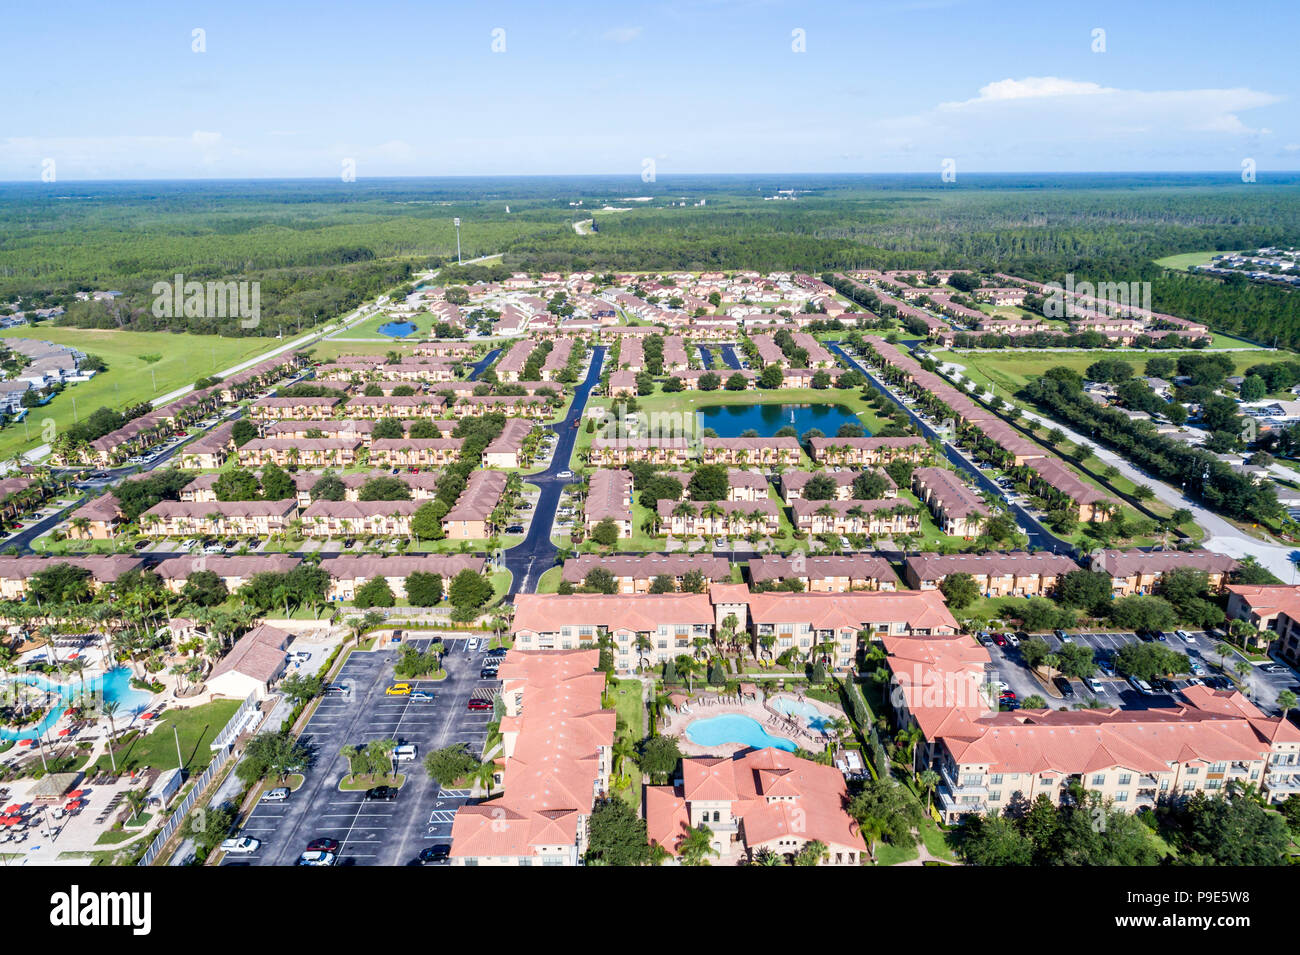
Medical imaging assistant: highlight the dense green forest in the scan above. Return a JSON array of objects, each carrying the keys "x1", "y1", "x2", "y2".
[{"x1": 1, "y1": 173, "x2": 1298, "y2": 342}]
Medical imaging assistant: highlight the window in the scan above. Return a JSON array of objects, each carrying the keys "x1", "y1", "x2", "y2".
[
  {"x1": 989, "y1": 774, "x2": 1003, "y2": 785},
  {"x1": 1091, "y1": 774, "x2": 1106, "y2": 786},
  {"x1": 989, "y1": 791, "x2": 1001, "y2": 802},
  {"x1": 1210, "y1": 762, "x2": 1226, "y2": 774},
  {"x1": 1118, "y1": 774, "x2": 1131, "y2": 786},
  {"x1": 1114, "y1": 791, "x2": 1128, "y2": 802},
  {"x1": 1185, "y1": 766, "x2": 1199, "y2": 775}
]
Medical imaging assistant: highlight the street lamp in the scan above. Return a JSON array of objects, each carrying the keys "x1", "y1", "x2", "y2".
[{"x1": 453, "y1": 218, "x2": 462, "y2": 266}]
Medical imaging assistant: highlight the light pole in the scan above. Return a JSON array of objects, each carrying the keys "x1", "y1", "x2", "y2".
[{"x1": 453, "y1": 217, "x2": 462, "y2": 266}]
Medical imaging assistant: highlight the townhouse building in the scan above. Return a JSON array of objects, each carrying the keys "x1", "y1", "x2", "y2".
[
  {"x1": 320, "y1": 555, "x2": 486, "y2": 602},
  {"x1": 1018, "y1": 458, "x2": 1115, "y2": 523},
  {"x1": 904, "y1": 551, "x2": 1081, "y2": 597},
  {"x1": 139, "y1": 500, "x2": 299, "y2": 537},
  {"x1": 589, "y1": 436, "x2": 694, "y2": 467},
  {"x1": 911, "y1": 466, "x2": 990, "y2": 536},
  {"x1": 656, "y1": 498, "x2": 780, "y2": 538},
  {"x1": 779, "y1": 468, "x2": 896, "y2": 502},
  {"x1": 0, "y1": 555, "x2": 145, "y2": 601},
  {"x1": 247, "y1": 396, "x2": 343, "y2": 421},
  {"x1": 442, "y1": 470, "x2": 508, "y2": 540},
  {"x1": 700, "y1": 436, "x2": 801, "y2": 468},
  {"x1": 154, "y1": 555, "x2": 302, "y2": 594},
  {"x1": 747, "y1": 553, "x2": 900, "y2": 592},
  {"x1": 585, "y1": 469, "x2": 634, "y2": 539},
  {"x1": 368, "y1": 437, "x2": 464, "y2": 468},
  {"x1": 67, "y1": 494, "x2": 124, "y2": 539},
  {"x1": 483, "y1": 419, "x2": 536, "y2": 468},
  {"x1": 300, "y1": 499, "x2": 423, "y2": 538},
  {"x1": 559, "y1": 554, "x2": 731, "y2": 594},
  {"x1": 790, "y1": 497, "x2": 920, "y2": 536},
  {"x1": 237, "y1": 438, "x2": 363, "y2": 469},
  {"x1": 344, "y1": 395, "x2": 448, "y2": 419},
  {"x1": 1087, "y1": 549, "x2": 1240, "y2": 596},
  {"x1": 178, "y1": 423, "x2": 235, "y2": 470},
  {"x1": 807, "y1": 435, "x2": 928, "y2": 467}
]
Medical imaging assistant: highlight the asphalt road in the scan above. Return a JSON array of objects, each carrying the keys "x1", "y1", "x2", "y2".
[
  {"x1": 826, "y1": 341, "x2": 1072, "y2": 556},
  {"x1": 229, "y1": 635, "x2": 496, "y2": 867},
  {"x1": 502, "y1": 346, "x2": 606, "y2": 595}
]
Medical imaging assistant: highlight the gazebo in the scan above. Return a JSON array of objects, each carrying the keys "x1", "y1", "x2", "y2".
[{"x1": 29, "y1": 772, "x2": 79, "y2": 804}]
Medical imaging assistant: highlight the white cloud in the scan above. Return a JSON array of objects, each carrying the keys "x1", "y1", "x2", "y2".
[
  {"x1": 190, "y1": 130, "x2": 222, "y2": 147},
  {"x1": 940, "y1": 77, "x2": 1115, "y2": 109},
  {"x1": 602, "y1": 26, "x2": 643, "y2": 43}
]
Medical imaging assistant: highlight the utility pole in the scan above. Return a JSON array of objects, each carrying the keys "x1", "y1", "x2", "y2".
[
  {"x1": 174, "y1": 725, "x2": 184, "y2": 772},
  {"x1": 453, "y1": 218, "x2": 462, "y2": 266}
]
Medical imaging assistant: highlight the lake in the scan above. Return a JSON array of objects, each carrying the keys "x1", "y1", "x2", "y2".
[
  {"x1": 696, "y1": 403, "x2": 864, "y2": 437},
  {"x1": 378, "y1": 320, "x2": 418, "y2": 338}
]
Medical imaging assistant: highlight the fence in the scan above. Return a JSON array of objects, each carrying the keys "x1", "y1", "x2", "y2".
[{"x1": 137, "y1": 691, "x2": 266, "y2": 866}]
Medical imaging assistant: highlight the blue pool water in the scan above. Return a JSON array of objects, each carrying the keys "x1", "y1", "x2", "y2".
[
  {"x1": 696, "y1": 403, "x2": 863, "y2": 438},
  {"x1": 771, "y1": 697, "x2": 834, "y2": 732},
  {"x1": 684, "y1": 714, "x2": 798, "y2": 752},
  {"x1": 1, "y1": 667, "x2": 154, "y2": 741},
  {"x1": 378, "y1": 320, "x2": 418, "y2": 338}
]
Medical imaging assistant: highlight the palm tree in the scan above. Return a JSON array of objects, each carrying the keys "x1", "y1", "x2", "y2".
[
  {"x1": 917, "y1": 768, "x2": 941, "y2": 814},
  {"x1": 1277, "y1": 690, "x2": 1297, "y2": 725},
  {"x1": 1216, "y1": 642, "x2": 1233, "y2": 673},
  {"x1": 678, "y1": 824, "x2": 719, "y2": 866},
  {"x1": 102, "y1": 700, "x2": 121, "y2": 774},
  {"x1": 751, "y1": 847, "x2": 784, "y2": 866},
  {"x1": 122, "y1": 788, "x2": 148, "y2": 825}
]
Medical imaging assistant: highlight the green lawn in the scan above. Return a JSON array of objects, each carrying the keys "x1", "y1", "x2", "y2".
[
  {"x1": 1153, "y1": 250, "x2": 1229, "y2": 271},
  {"x1": 89, "y1": 698, "x2": 241, "y2": 776},
  {"x1": 607, "y1": 678, "x2": 645, "y2": 809},
  {"x1": 0, "y1": 327, "x2": 273, "y2": 462},
  {"x1": 874, "y1": 839, "x2": 920, "y2": 865},
  {"x1": 535, "y1": 566, "x2": 563, "y2": 593}
]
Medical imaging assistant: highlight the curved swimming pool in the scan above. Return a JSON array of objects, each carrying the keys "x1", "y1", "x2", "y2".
[
  {"x1": 1, "y1": 667, "x2": 154, "y2": 741},
  {"x1": 771, "y1": 696, "x2": 835, "y2": 732},
  {"x1": 684, "y1": 714, "x2": 798, "y2": 752}
]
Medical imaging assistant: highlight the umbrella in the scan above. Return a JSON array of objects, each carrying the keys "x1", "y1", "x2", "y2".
[
  {"x1": 57, "y1": 728, "x2": 71, "y2": 737},
  {"x1": 64, "y1": 799, "x2": 81, "y2": 811},
  {"x1": 141, "y1": 713, "x2": 155, "y2": 720},
  {"x1": 0, "y1": 816, "x2": 18, "y2": 826},
  {"x1": 3, "y1": 804, "x2": 22, "y2": 814},
  {"x1": 66, "y1": 789, "x2": 84, "y2": 799},
  {"x1": 15, "y1": 739, "x2": 31, "y2": 747}
]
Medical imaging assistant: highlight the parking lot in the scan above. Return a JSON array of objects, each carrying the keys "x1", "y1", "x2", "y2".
[
  {"x1": 979, "y1": 629, "x2": 1299, "y2": 713},
  {"x1": 226, "y1": 634, "x2": 498, "y2": 867}
]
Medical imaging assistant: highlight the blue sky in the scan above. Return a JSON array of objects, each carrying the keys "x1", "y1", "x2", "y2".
[{"x1": 2, "y1": 0, "x2": 1297, "y2": 179}]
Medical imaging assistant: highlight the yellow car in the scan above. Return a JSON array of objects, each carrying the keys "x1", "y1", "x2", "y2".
[{"x1": 385, "y1": 683, "x2": 412, "y2": 696}]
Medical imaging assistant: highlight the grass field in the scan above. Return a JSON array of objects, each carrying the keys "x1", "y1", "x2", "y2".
[
  {"x1": 1154, "y1": 250, "x2": 1231, "y2": 270},
  {"x1": 89, "y1": 698, "x2": 241, "y2": 776},
  {"x1": 607, "y1": 678, "x2": 645, "y2": 808},
  {"x1": 946, "y1": 347, "x2": 1282, "y2": 397},
  {"x1": 0, "y1": 327, "x2": 272, "y2": 461}
]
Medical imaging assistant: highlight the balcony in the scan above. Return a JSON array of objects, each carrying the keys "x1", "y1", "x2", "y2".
[
  {"x1": 936, "y1": 785, "x2": 986, "y2": 816},
  {"x1": 940, "y1": 766, "x2": 988, "y2": 797}
]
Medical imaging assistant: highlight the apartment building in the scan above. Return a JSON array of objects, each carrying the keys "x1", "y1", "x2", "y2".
[
  {"x1": 807, "y1": 435, "x2": 928, "y2": 467},
  {"x1": 1226, "y1": 584, "x2": 1300, "y2": 663},
  {"x1": 1087, "y1": 549, "x2": 1240, "y2": 596},
  {"x1": 1019, "y1": 458, "x2": 1115, "y2": 523},
  {"x1": 483, "y1": 419, "x2": 536, "y2": 468},
  {"x1": 154, "y1": 555, "x2": 302, "y2": 594},
  {"x1": 780, "y1": 468, "x2": 896, "y2": 502},
  {"x1": 589, "y1": 436, "x2": 694, "y2": 466},
  {"x1": 911, "y1": 466, "x2": 990, "y2": 536},
  {"x1": 300, "y1": 500, "x2": 422, "y2": 538},
  {"x1": 790, "y1": 498, "x2": 920, "y2": 536},
  {"x1": 319, "y1": 555, "x2": 486, "y2": 602},
  {"x1": 700, "y1": 436, "x2": 802, "y2": 468},
  {"x1": 0, "y1": 555, "x2": 144, "y2": 600},
  {"x1": 442, "y1": 470, "x2": 508, "y2": 540},
  {"x1": 646, "y1": 748, "x2": 864, "y2": 864},
  {"x1": 179, "y1": 422, "x2": 235, "y2": 470},
  {"x1": 904, "y1": 551, "x2": 1082, "y2": 596},
  {"x1": 450, "y1": 649, "x2": 614, "y2": 866},
  {"x1": 247, "y1": 396, "x2": 343, "y2": 421},
  {"x1": 585, "y1": 469, "x2": 634, "y2": 539},
  {"x1": 747, "y1": 553, "x2": 900, "y2": 592},
  {"x1": 344, "y1": 395, "x2": 448, "y2": 419},
  {"x1": 559, "y1": 554, "x2": 731, "y2": 594},
  {"x1": 67, "y1": 494, "x2": 124, "y2": 539},
  {"x1": 237, "y1": 438, "x2": 363, "y2": 469},
  {"x1": 368, "y1": 437, "x2": 464, "y2": 468},
  {"x1": 657, "y1": 469, "x2": 770, "y2": 503},
  {"x1": 139, "y1": 500, "x2": 299, "y2": 537},
  {"x1": 655, "y1": 498, "x2": 780, "y2": 538}
]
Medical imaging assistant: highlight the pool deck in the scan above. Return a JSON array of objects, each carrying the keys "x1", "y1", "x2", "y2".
[{"x1": 663, "y1": 692, "x2": 841, "y2": 757}]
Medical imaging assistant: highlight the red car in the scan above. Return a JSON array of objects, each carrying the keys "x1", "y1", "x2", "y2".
[
  {"x1": 466, "y1": 698, "x2": 493, "y2": 712},
  {"x1": 992, "y1": 633, "x2": 1008, "y2": 647},
  {"x1": 306, "y1": 838, "x2": 340, "y2": 853}
]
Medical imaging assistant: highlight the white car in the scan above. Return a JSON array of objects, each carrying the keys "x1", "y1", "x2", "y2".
[
  {"x1": 179, "y1": 539, "x2": 199, "y2": 552},
  {"x1": 556, "y1": 470, "x2": 573, "y2": 479},
  {"x1": 220, "y1": 837, "x2": 261, "y2": 854},
  {"x1": 1087, "y1": 677, "x2": 1105, "y2": 692},
  {"x1": 296, "y1": 850, "x2": 336, "y2": 866},
  {"x1": 991, "y1": 681, "x2": 1010, "y2": 692},
  {"x1": 1174, "y1": 630, "x2": 1191, "y2": 640},
  {"x1": 1005, "y1": 634, "x2": 1021, "y2": 649}
]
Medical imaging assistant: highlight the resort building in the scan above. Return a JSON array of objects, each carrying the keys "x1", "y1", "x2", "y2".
[
  {"x1": 559, "y1": 554, "x2": 731, "y2": 594},
  {"x1": 700, "y1": 436, "x2": 802, "y2": 468},
  {"x1": 655, "y1": 498, "x2": 781, "y2": 538},
  {"x1": 154, "y1": 555, "x2": 302, "y2": 594},
  {"x1": 319, "y1": 555, "x2": 486, "y2": 602},
  {"x1": 747, "y1": 553, "x2": 900, "y2": 592},
  {"x1": 442, "y1": 470, "x2": 508, "y2": 540},
  {"x1": 300, "y1": 500, "x2": 423, "y2": 538},
  {"x1": 646, "y1": 748, "x2": 865, "y2": 865},
  {"x1": 807, "y1": 436, "x2": 929, "y2": 467},
  {"x1": 0, "y1": 555, "x2": 145, "y2": 600},
  {"x1": 368, "y1": 437, "x2": 465, "y2": 468},
  {"x1": 780, "y1": 468, "x2": 896, "y2": 502},
  {"x1": 1087, "y1": 549, "x2": 1240, "y2": 596},
  {"x1": 237, "y1": 438, "x2": 363, "y2": 469},
  {"x1": 589, "y1": 437, "x2": 694, "y2": 467},
  {"x1": 790, "y1": 498, "x2": 920, "y2": 536},
  {"x1": 67, "y1": 494, "x2": 124, "y2": 539},
  {"x1": 911, "y1": 467, "x2": 989, "y2": 537},
  {"x1": 585, "y1": 469, "x2": 634, "y2": 539},
  {"x1": 139, "y1": 500, "x2": 299, "y2": 537},
  {"x1": 449, "y1": 649, "x2": 614, "y2": 866}
]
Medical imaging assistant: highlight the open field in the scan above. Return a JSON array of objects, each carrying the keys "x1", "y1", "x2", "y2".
[
  {"x1": 1154, "y1": 250, "x2": 1231, "y2": 271},
  {"x1": 0, "y1": 327, "x2": 271, "y2": 461}
]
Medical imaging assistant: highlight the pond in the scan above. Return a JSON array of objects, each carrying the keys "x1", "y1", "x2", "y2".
[
  {"x1": 378, "y1": 320, "x2": 418, "y2": 338},
  {"x1": 696, "y1": 403, "x2": 864, "y2": 438}
]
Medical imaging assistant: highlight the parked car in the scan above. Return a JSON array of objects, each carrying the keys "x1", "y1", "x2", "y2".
[
  {"x1": 365, "y1": 786, "x2": 398, "y2": 801},
  {"x1": 1262, "y1": 663, "x2": 1289, "y2": 674},
  {"x1": 557, "y1": 470, "x2": 573, "y2": 479},
  {"x1": 1005, "y1": 633, "x2": 1021, "y2": 649},
  {"x1": 467, "y1": 639, "x2": 480, "y2": 652},
  {"x1": 991, "y1": 681, "x2": 1010, "y2": 692},
  {"x1": 385, "y1": 683, "x2": 412, "y2": 696},
  {"x1": 393, "y1": 744, "x2": 418, "y2": 762},
  {"x1": 487, "y1": 647, "x2": 508, "y2": 658},
  {"x1": 296, "y1": 850, "x2": 337, "y2": 866},
  {"x1": 220, "y1": 837, "x2": 261, "y2": 854},
  {"x1": 1174, "y1": 630, "x2": 1191, "y2": 640},
  {"x1": 479, "y1": 666, "x2": 500, "y2": 679},
  {"x1": 1087, "y1": 677, "x2": 1105, "y2": 692},
  {"x1": 410, "y1": 690, "x2": 434, "y2": 702},
  {"x1": 262, "y1": 787, "x2": 289, "y2": 802},
  {"x1": 467, "y1": 697, "x2": 494, "y2": 712},
  {"x1": 419, "y1": 844, "x2": 451, "y2": 864},
  {"x1": 1053, "y1": 676, "x2": 1075, "y2": 698},
  {"x1": 306, "y1": 838, "x2": 340, "y2": 853}
]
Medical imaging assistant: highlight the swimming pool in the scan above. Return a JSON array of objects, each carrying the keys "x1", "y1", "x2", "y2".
[
  {"x1": 684, "y1": 714, "x2": 798, "y2": 752},
  {"x1": 1, "y1": 667, "x2": 154, "y2": 741},
  {"x1": 771, "y1": 696, "x2": 835, "y2": 732}
]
